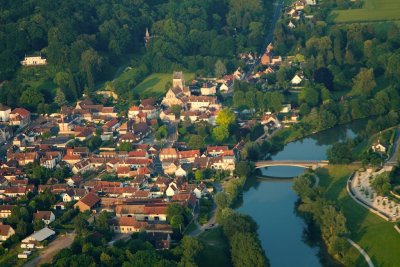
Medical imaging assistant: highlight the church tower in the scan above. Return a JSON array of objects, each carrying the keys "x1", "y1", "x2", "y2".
[
  {"x1": 172, "y1": 71, "x2": 185, "y2": 89},
  {"x1": 144, "y1": 28, "x2": 150, "y2": 46}
]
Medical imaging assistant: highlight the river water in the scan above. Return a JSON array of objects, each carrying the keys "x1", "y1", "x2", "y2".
[{"x1": 236, "y1": 120, "x2": 367, "y2": 267}]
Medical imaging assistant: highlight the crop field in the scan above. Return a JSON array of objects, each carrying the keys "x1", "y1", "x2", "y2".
[{"x1": 334, "y1": 0, "x2": 400, "y2": 23}]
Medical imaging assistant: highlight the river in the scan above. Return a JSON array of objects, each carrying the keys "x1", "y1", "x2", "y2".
[{"x1": 236, "y1": 120, "x2": 367, "y2": 267}]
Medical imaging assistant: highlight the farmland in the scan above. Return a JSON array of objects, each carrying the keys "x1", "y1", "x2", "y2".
[{"x1": 333, "y1": 0, "x2": 400, "y2": 23}]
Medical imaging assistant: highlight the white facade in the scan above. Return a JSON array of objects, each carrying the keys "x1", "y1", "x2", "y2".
[{"x1": 21, "y1": 56, "x2": 47, "y2": 66}]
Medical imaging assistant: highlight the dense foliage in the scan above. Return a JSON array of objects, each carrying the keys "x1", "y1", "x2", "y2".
[
  {"x1": 292, "y1": 173, "x2": 351, "y2": 265},
  {"x1": 0, "y1": 0, "x2": 273, "y2": 110}
]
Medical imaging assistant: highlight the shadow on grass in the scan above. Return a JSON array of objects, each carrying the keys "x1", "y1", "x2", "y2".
[
  {"x1": 198, "y1": 227, "x2": 232, "y2": 267},
  {"x1": 134, "y1": 77, "x2": 161, "y2": 92}
]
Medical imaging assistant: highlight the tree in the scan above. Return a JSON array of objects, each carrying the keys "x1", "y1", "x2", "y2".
[
  {"x1": 171, "y1": 105, "x2": 181, "y2": 118},
  {"x1": 351, "y1": 68, "x2": 376, "y2": 96},
  {"x1": 188, "y1": 135, "x2": 205, "y2": 150},
  {"x1": 155, "y1": 125, "x2": 168, "y2": 141},
  {"x1": 234, "y1": 161, "x2": 253, "y2": 178},
  {"x1": 20, "y1": 88, "x2": 44, "y2": 111},
  {"x1": 215, "y1": 108, "x2": 236, "y2": 129},
  {"x1": 170, "y1": 215, "x2": 184, "y2": 231},
  {"x1": 212, "y1": 126, "x2": 229, "y2": 142},
  {"x1": 194, "y1": 170, "x2": 203, "y2": 181},
  {"x1": 54, "y1": 88, "x2": 67, "y2": 106},
  {"x1": 230, "y1": 232, "x2": 267, "y2": 267},
  {"x1": 320, "y1": 206, "x2": 348, "y2": 241},
  {"x1": 215, "y1": 59, "x2": 227, "y2": 78},
  {"x1": 214, "y1": 192, "x2": 229, "y2": 209},
  {"x1": 327, "y1": 142, "x2": 353, "y2": 164},
  {"x1": 313, "y1": 67, "x2": 334, "y2": 91},
  {"x1": 371, "y1": 172, "x2": 391, "y2": 196},
  {"x1": 119, "y1": 142, "x2": 133, "y2": 151}
]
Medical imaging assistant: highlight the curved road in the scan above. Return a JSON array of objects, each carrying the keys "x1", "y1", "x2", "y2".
[{"x1": 347, "y1": 238, "x2": 375, "y2": 267}]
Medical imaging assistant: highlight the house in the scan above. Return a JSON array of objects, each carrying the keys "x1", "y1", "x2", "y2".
[
  {"x1": 166, "y1": 182, "x2": 179, "y2": 197},
  {"x1": 9, "y1": 108, "x2": 31, "y2": 128},
  {"x1": 72, "y1": 159, "x2": 93, "y2": 174},
  {"x1": 21, "y1": 227, "x2": 55, "y2": 249},
  {"x1": 33, "y1": 211, "x2": 55, "y2": 225},
  {"x1": 162, "y1": 159, "x2": 180, "y2": 175},
  {"x1": 0, "y1": 225, "x2": 15, "y2": 242},
  {"x1": 20, "y1": 55, "x2": 47, "y2": 66},
  {"x1": 193, "y1": 183, "x2": 208, "y2": 199},
  {"x1": 371, "y1": 142, "x2": 386, "y2": 153},
  {"x1": 288, "y1": 21, "x2": 296, "y2": 29},
  {"x1": 128, "y1": 106, "x2": 141, "y2": 119},
  {"x1": 280, "y1": 104, "x2": 292, "y2": 113},
  {"x1": 178, "y1": 150, "x2": 200, "y2": 164},
  {"x1": 261, "y1": 53, "x2": 271, "y2": 65},
  {"x1": 0, "y1": 104, "x2": 11, "y2": 122},
  {"x1": 175, "y1": 166, "x2": 187, "y2": 177},
  {"x1": 74, "y1": 193, "x2": 100, "y2": 212},
  {"x1": 53, "y1": 202, "x2": 66, "y2": 210},
  {"x1": 159, "y1": 148, "x2": 178, "y2": 161},
  {"x1": 159, "y1": 109, "x2": 177, "y2": 122},
  {"x1": 207, "y1": 146, "x2": 229, "y2": 157},
  {"x1": 200, "y1": 82, "x2": 217, "y2": 96},
  {"x1": 61, "y1": 188, "x2": 87, "y2": 202},
  {"x1": 291, "y1": 74, "x2": 304, "y2": 85},
  {"x1": 110, "y1": 217, "x2": 147, "y2": 233},
  {"x1": 0, "y1": 205, "x2": 14, "y2": 218}
]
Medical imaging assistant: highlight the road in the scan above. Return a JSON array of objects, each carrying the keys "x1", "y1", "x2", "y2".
[
  {"x1": 189, "y1": 182, "x2": 222, "y2": 237},
  {"x1": 387, "y1": 127, "x2": 400, "y2": 164},
  {"x1": 24, "y1": 232, "x2": 76, "y2": 267},
  {"x1": 244, "y1": 0, "x2": 285, "y2": 79}
]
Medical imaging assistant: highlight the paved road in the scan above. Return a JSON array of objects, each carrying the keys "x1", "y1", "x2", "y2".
[
  {"x1": 189, "y1": 182, "x2": 222, "y2": 237},
  {"x1": 387, "y1": 127, "x2": 400, "y2": 164},
  {"x1": 244, "y1": 0, "x2": 285, "y2": 79},
  {"x1": 347, "y1": 238, "x2": 375, "y2": 267},
  {"x1": 24, "y1": 232, "x2": 76, "y2": 267}
]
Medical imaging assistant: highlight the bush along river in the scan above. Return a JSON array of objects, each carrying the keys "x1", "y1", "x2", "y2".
[{"x1": 235, "y1": 119, "x2": 367, "y2": 267}]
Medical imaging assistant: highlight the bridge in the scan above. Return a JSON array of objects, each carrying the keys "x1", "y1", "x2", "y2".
[{"x1": 254, "y1": 160, "x2": 329, "y2": 169}]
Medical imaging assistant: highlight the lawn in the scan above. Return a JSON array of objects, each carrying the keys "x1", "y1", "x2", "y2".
[
  {"x1": 333, "y1": 0, "x2": 400, "y2": 23},
  {"x1": 133, "y1": 72, "x2": 195, "y2": 99},
  {"x1": 198, "y1": 227, "x2": 232, "y2": 267},
  {"x1": 317, "y1": 165, "x2": 400, "y2": 267}
]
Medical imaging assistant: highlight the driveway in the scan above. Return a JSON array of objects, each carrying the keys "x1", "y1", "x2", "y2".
[{"x1": 24, "y1": 232, "x2": 76, "y2": 267}]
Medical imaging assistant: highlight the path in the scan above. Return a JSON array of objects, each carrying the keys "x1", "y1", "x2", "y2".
[
  {"x1": 244, "y1": 0, "x2": 285, "y2": 79},
  {"x1": 24, "y1": 232, "x2": 76, "y2": 267},
  {"x1": 347, "y1": 238, "x2": 375, "y2": 267},
  {"x1": 387, "y1": 127, "x2": 400, "y2": 164},
  {"x1": 188, "y1": 182, "x2": 222, "y2": 237}
]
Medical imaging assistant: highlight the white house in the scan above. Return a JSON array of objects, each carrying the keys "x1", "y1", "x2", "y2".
[
  {"x1": 0, "y1": 104, "x2": 11, "y2": 122},
  {"x1": 175, "y1": 166, "x2": 187, "y2": 177},
  {"x1": 166, "y1": 182, "x2": 179, "y2": 197},
  {"x1": 291, "y1": 74, "x2": 304, "y2": 85},
  {"x1": 21, "y1": 55, "x2": 47, "y2": 66},
  {"x1": 371, "y1": 142, "x2": 386, "y2": 153}
]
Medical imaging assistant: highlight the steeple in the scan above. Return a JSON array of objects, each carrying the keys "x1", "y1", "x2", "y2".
[{"x1": 144, "y1": 28, "x2": 150, "y2": 46}]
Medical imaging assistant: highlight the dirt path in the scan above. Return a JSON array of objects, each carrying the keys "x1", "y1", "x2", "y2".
[{"x1": 24, "y1": 232, "x2": 76, "y2": 267}]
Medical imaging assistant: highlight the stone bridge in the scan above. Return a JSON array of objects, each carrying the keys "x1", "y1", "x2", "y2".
[{"x1": 254, "y1": 160, "x2": 329, "y2": 170}]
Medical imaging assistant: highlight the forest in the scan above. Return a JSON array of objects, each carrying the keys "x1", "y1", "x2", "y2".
[{"x1": 0, "y1": 0, "x2": 272, "y2": 112}]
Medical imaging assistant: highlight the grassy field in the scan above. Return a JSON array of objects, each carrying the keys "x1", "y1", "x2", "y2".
[
  {"x1": 133, "y1": 72, "x2": 195, "y2": 99},
  {"x1": 317, "y1": 165, "x2": 400, "y2": 266},
  {"x1": 334, "y1": 0, "x2": 400, "y2": 23},
  {"x1": 198, "y1": 227, "x2": 232, "y2": 267}
]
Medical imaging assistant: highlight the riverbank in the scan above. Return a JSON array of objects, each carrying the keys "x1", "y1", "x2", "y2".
[{"x1": 317, "y1": 165, "x2": 400, "y2": 266}]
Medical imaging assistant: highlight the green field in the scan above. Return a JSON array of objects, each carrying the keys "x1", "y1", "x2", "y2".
[
  {"x1": 317, "y1": 165, "x2": 400, "y2": 266},
  {"x1": 334, "y1": 0, "x2": 400, "y2": 23},
  {"x1": 133, "y1": 72, "x2": 195, "y2": 99},
  {"x1": 198, "y1": 227, "x2": 232, "y2": 267}
]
